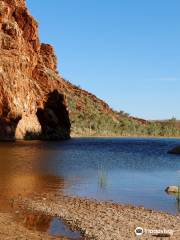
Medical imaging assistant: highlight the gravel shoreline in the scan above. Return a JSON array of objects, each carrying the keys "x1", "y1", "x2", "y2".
[
  {"x1": 0, "y1": 212, "x2": 60, "y2": 240},
  {"x1": 12, "y1": 194, "x2": 180, "y2": 240}
]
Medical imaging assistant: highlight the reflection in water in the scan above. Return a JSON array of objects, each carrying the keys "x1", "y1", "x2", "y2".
[
  {"x1": 14, "y1": 210, "x2": 81, "y2": 239},
  {"x1": 1, "y1": 138, "x2": 180, "y2": 214},
  {"x1": 177, "y1": 196, "x2": 180, "y2": 213},
  {"x1": 166, "y1": 191, "x2": 180, "y2": 213},
  {"x1": 98, "y1": 165, "x2": 108, "y2": 190},
  {"x1": 0, "y1": 174, "x2": 63, "y2": 212},
  {"x1": 49, "y1": 217, "x2": 82, "y2": 239},
  {"x1": 0, "y1": 141, "x2": 82, "y2": 238},
  {"x1": 0, "y1": 142, "x2": 65, "y2": 212},
  {"x1": 23, "y1": 212, "x2": 51, "y2": 232}
]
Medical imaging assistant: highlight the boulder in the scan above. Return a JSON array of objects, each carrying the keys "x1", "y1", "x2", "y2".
[
  {"x1": 165, "y1": 186, "x2": 179, "y2": 193},
  {"x1": 168, "y1": 146, "x2": 180, "y2": 154}
]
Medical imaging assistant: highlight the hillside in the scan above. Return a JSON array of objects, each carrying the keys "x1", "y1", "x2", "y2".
[{"x1": 58, "y1": 78, "x2": 180, "y2": 137}]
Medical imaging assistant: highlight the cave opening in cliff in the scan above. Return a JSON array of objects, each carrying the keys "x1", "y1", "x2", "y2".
[{"x1": 36, "y1": 90, "x2": 71, "y2": 140}]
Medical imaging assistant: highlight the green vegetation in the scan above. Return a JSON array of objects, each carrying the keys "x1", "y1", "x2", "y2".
[
  {"x1": 98, "y1": 164, "x2": 108, "y2": 190},
  {"x1": 66, "y1": 88, "x2": 180, "y2": 137}
]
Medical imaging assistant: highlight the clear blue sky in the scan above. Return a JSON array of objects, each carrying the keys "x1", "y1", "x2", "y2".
[{"x1": 26, "y1": 0, "x2": 180, "y2": 120}]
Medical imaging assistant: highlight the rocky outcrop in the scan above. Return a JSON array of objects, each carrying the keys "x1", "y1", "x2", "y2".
[
  {"x1": 0, "y1": 0, "x2": 71, "y2": 140},
  {"x1": 168, "y1": 146, "x2": 180, "y2": 154},
  {"x1": 165, "y1": 186, "x2": 179, "y2": 193}
]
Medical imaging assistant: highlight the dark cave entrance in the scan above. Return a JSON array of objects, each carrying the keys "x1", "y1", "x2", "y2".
[{"x1": 36, "y1": 90, "x2": 71, "y2": 140}]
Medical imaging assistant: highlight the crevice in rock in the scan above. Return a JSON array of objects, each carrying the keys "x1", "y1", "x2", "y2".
[{"x1": 0, "y1": 97, "x2": 21, "y2": 141}]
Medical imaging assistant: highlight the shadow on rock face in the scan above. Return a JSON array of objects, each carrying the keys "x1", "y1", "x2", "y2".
[
  {"x1": 0, "y1": 97, "x2": 21, "y2": 141},
  {"x1": 0, "y1": 90, "x2": 71, "y2": 141},
  {"x1": 0, "y1": 116, "x2": 21, "y2": 141},
  {"x1": 36, "y1": 90, "x2": 71, "y2": 140}
]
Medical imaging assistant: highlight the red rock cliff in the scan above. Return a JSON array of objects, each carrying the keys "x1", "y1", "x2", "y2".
[{"x1": 0, "y1": 0, "x2": 71, "y2": 140}]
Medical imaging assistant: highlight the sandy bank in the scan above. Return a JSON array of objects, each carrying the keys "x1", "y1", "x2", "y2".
[{"x1": 13, "y1": 194, "x2": 180, "y2": 240}]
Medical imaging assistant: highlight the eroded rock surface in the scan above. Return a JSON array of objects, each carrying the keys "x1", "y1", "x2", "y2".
[{"x1": 0, "y1": 0, "x2": 71, "y2": 140}]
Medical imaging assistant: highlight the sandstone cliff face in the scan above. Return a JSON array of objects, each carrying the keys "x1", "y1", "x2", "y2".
[
  {"x1": 0, "y1": 0, "x2": 71, "y2": 140},
  {"x1": 0, "y1": 0, "x2": 124, "y2": 140}
]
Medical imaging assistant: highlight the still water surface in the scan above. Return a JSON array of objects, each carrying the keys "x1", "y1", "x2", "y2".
[{"x1": 0, "y1": 137, "x2": 180, "y2": 214}]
